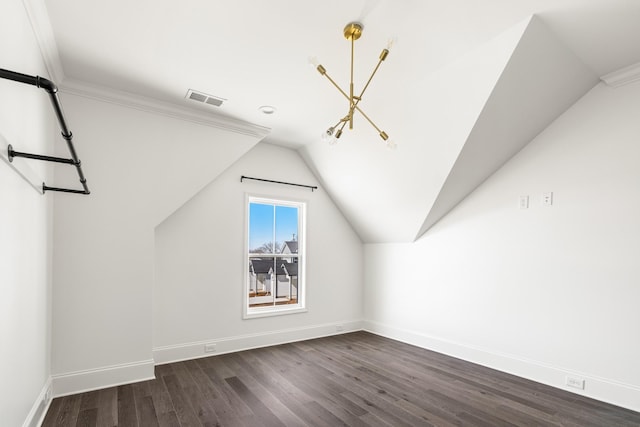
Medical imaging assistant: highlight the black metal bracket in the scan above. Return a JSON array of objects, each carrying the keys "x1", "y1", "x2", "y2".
[
  {"x1": 8, "y1": 144, "x2": 76, "y2": 165},
  {"x1": 1, "y1": 68, "x2": 90, "y2": 195},
  {"x1": 241, "y1": 175, "x2": 318, "y2": 192}
]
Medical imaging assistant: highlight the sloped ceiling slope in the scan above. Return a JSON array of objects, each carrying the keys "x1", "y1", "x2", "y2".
[
  {"x1": 415, "y1": 16, "x2": 598, "y2": 239},
  {"x1": 301, "y1": 15, "x2": 597, "y2": 243}
]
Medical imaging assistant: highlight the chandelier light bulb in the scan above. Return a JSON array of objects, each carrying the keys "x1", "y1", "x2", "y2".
[
  {"x1": 387, "y1": 36, "x2": 398, "y2": 50},
  {"x1": 386, "y1": 139, "x2": 397, "y2": 150},
  {"x1": 308, "y1": 56, "x2": 320, "y2": 67},
  {"x1": 321, "y1": 127, "x2": 335, "y2": 143}
]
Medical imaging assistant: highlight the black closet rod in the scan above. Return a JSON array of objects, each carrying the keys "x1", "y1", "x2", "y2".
[
  {"x1": 0, "y1": 68, "x2": 90, "y2": 195},
  {"x1": 241, "y1": 175, "x2": 317, "y2": 192}
]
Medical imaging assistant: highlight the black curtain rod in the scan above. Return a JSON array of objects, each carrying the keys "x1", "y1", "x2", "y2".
[
  {"x1": 241, "y1": 175, "x2": 317, "y2": 192},
  {"x1": 1, "y1": 68, "x2": 90, "y2": 195}
]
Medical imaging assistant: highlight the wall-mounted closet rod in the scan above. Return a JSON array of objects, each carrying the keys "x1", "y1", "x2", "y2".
[
  {"x1": 241, "y1": 175, "x2": 318, "y2": 192},
  {"x1": 0, "y1": 68, "x2": 90, "y2": 195}
]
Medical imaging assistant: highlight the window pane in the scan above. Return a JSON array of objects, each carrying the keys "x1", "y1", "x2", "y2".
[
  {"x1": 248, "y1": 256, "x2": 276, "y2": 307},
  {"x1": 275, "y1": 257, "x2": 299, "y2": 306},
  {"x1": 275, "y1": 205, "x2": 298, "y2": 257},
  {"x1": 249, "y1": 203, "x2": 274, "y2": 254}
]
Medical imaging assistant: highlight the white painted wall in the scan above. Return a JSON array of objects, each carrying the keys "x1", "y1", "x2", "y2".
[
  {"x1": 50, "y1": 93, "x2": 263, "y2": 395},
  {"x1": 0, "y1": 1, "x2": 55, "y2": 425},
  {"x1": 364, "y1": 81, "x2": 640, "y2": 411},
  {"x1": 153, "y1": 143, "x2": 363, "y2": 362}
]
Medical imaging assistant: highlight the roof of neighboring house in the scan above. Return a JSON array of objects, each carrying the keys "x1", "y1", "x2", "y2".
[
  {"x1": 249, "y1": 258, "x2": 297, "y2": 276},
  {"x1": 250, "y1": 259, "x2": 275, "y2": 274},
  {"x1": 282, "y1": 240, "x2": 298, "y2": 254},
  {"x1": 281, "y1": 262, "x2": 298, "y2": 276}
]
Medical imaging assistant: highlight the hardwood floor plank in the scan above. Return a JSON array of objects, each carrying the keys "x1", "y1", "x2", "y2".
[
  {"x1": 198, "y1": 356, "x2": 255, "y2": 418},
  {"x1": 187, "y1": 359, "x2": 246, "y2": 426},
  {"x1": 339, "y1": 390, "x2": 417, "y2": 427},
  {"x1": 78, "y1": 391, "x2": 100, "y2": 412},
  {"x1": 170, "y1": 362, "x2": 222, "y2": 426},
  {"x1": 358, "y1": 412, "x2": 396, "y2": 427},
  {"x1": 149, "y1": 370, "x2": 178, "y2": 426},
  {"x1": 234, "y1": 350, "x2": 331, "y2": 427},
  {"x1": 161, "y1": 373, "x2": 204, "y2": 427},
  {"x1": 53, "y1": 395, "x2": 82, "y2": 426},
  {"x1": 302, "y1": 400, "x2": 350, "y2": 427},
  {"x1": 155, "y1": 411, "x2": 180, "y2": 427},
  {"x1": 41, "y1": 396, "x2": 64, "y2": 426},
  {"x1": 393, "y1": 397, "x2": 462, "y2": 427},
  {"x1": 116, "y1": 384, "x2": 138, "y2": 427},
  {"x1": 220, "y1": 353, "x2": 309, "y2": 427},
  {"x1": 41, "y1": 332, "x2": 640, "y2": 426},
  {"x1": 135, "y1": 395, "x2": 159, "y2": 427},
  {"x1": 95, "y1": 387, "x2": 118, "y2": 427},
  {"x1": 75, "y1": 408, "x2": 98, "y2": 427},
  {"x1": 284, "y1": 343, "x2": 435, "y2": 426},
  {"x1": 225, "y1": 375, "x2": 286, "y2": 427},
  {"x1": 257, "y1": 346, "x2": 373, "y2": 426}
]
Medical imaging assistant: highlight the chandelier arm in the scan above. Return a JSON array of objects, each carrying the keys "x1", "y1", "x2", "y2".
[
  {"x1": 320, "y1": 69, "x2": 387, "y2": 139},
  {"x1": 338, "y1": 118, "x2": 349, "y2": 133},
  {"x1": 357, "y1": 52, "x2": 387, "y2": 101},
  {"x1": 350, "y1": 36, "x2": 355, "y2": 130},
  {"x1": 345, "y1": 96, "x2": 370, "y2": 130},
  {"x1": 321, "y1": 71, "x2": 351, "y2": 101},
  {"x1": 354, "y1": 107, "x2": 382, "y2": 134}
]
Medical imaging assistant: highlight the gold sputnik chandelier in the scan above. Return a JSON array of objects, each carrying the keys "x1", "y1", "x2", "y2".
[{"x1": 311, "y1": 22, "x2": 396, "y2": 149}]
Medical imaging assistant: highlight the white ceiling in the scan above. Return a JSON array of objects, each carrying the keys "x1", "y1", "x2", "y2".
[{"x1": 42, "y1": 0, "x2": 640, "y2": 242}]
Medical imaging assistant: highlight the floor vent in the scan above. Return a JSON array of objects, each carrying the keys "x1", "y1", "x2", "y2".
[{"x1": 185, "y1": 89, "x2": 225, "y2": 107}]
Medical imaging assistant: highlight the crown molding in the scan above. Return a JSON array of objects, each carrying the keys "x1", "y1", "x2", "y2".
[
  {"x1": 21, "y1": 0, "x2": 269, "y2": 139},
  {"x1": 60, "y1": 78, "x2": 271, "y2": 139},
  {"x1": 22, "y1": 0, "x2": 65, "y2": 83},
  {"x1": 600, "y1": 61, "x2": 640, "y2": 88}
]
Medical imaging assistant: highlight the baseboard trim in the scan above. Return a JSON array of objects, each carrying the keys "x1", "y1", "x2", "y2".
[
  {"x1": 51, "y1": 359, "x2": 155, "y2": 398},
  {"x1": 153, "y1": 320, "x2": 363, "y2": 365},
  {"x1": 363, "y1": 320, "x2": 640, "y2": 413},
  {"x1": 22, "y1": 377, "x2": 51, "y2": 427}
]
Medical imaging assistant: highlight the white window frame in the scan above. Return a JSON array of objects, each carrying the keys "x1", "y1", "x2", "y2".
[{"x1": 243, "y1": 194, "x2": 307, "y2": 319}]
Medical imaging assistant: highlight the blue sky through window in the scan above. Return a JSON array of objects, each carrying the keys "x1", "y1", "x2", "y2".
[{"x1": 249, "y1": 202, "x2": 298, "y2": 252}]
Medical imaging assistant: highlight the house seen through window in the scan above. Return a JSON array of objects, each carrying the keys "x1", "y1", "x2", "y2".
[{"x1": 246, "y1": 196, "x2": 305, "y2": 317}]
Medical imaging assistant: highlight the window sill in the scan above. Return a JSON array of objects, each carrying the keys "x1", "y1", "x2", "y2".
[{"x1": 243, "y1": 306, "x2": 307, "y2": 319}]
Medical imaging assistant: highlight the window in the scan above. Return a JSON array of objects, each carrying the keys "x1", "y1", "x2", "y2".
[{"x1": 245, "y1": 196, "x2": 306, "y2": 318}]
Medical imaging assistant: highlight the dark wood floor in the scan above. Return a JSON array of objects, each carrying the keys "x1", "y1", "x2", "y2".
[{"x1": 42, "y1": 331, "x2": 640, "y2": 426}]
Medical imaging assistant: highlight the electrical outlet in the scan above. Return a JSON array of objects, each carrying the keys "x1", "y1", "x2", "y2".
[
  {"x1": 566, "y1": 376, "x2": 585, "y2": 390},
  {"x1": 336, "y1": 324, "x2": 344, "y2": 332},
  {"x1": 204, "y1": 343, "x2": 217, "y2": 353},
  {"x1": 543, "y1": 192, "x2": 553, "y2": 206},
  {"x1": 519, "y1": 195, "x2": 529, "y2": 209}
]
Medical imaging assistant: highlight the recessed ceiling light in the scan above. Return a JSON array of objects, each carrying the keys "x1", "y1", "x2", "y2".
[{"x1": 259, "y1": 105, "x2": 276, "y2": 115}]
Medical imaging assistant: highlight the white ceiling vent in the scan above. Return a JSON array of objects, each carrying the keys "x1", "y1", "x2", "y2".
[{"x1": 185, "y1": 89, "x2": 225, "y2": 107}]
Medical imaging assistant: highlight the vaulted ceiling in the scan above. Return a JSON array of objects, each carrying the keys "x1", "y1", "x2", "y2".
[{"x1": 41, "y1": 0, "x2": 640, "y2": 242}]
